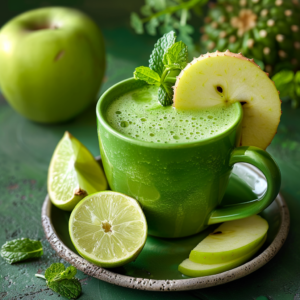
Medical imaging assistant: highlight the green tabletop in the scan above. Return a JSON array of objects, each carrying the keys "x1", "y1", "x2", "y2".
[{"x1": 1, "y1": 6, "x2": 300, "y2": 300}]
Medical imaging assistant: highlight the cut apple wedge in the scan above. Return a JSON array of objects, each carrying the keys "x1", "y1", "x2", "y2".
[
  {"x1": 173, "y1": 51, "x2": 281, "y2": 150},
  {"x1": 178, "y1": 234, "x2": 266, "y2": 277},
  {"x1": 190, "y1": 215, "x2": 268, "y2": 264}
]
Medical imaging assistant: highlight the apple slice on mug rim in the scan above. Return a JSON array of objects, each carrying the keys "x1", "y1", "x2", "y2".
[{"x1": 173, "y1": 51, "x2": 281, "y2": 150}]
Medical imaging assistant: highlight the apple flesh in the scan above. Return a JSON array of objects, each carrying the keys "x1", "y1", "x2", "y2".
[
  {"x1": 190, "y1": 215, "x2": 268, "y2": 264},
  {"x1": 178, "y1": 234, "x2": 266, "y2": 277},
  {"x1": 173, "y1": 51, "x2": 281, "y2": 150},
  {"x1": 0, "y1": 7, "x2": 105, "y2": 123}
]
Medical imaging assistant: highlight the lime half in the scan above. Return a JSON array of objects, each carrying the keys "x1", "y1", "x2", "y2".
[
  {"x1": 48, "y1": 131, "x2": 107, "y2": 211},
  {"x1": 69, "y1": 191, "x2": 147, "y2": 268}
]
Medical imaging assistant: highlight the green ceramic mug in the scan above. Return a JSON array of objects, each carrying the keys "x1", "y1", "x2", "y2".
[{"x1": 96, "y1": 78, "x2": 281, "y2": 238}]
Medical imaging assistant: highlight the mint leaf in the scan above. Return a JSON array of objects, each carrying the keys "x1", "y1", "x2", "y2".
[
  {"x1": 48, "y1": 279, "x2": 81, "y2": 300},
  {"x1": 45, "y1": 263, "x2": 77, "y2": 282},
  {"x1": 59, "y1": 266, "x2": 77, "y2": 280},
  {"x1": 149, "y1": 30, "x2": 176, "y2": 76},
  {"x1": 272, "y1": 70, "x2": 294, "y2": 98},
  {"x1": 163, "y1": 41, "x2": 188, "y2": 67},
  {"x1": 134, "y1": 66, "x2": 161, "y2": 86},
  {"x1": 1, "y1": 238, "x2": 43, "y2": 264},
  {"x1": 36, "y1": 263, "x2": 81, "y2": 299},
  {"x1": 45, "y1": 262, "x2": 66, "y2": 282},
  {"x1": 134, "y1": 31, "x2": 188, "y2": 106},
  {"x1": 130, "y1": 13, "x2": 144, "y2": 34},
  {"x1": 165, "y1": 63, "x2": 187, "y2": 70},
  {"x1": 158, "y1": 82, "x2": 173, "y2": 106}
]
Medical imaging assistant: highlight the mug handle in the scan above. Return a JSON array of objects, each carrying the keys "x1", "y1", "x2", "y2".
[{"x1": 207, "y1": 146, "x2": 281, "y2": 225}]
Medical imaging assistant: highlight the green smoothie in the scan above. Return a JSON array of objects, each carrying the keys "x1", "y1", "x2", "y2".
[{"x1": 106, "y1": 85, "x2": 238, "y2": 143}]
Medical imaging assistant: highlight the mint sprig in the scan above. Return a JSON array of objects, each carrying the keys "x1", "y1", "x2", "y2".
[
  {"x1": 1, "y1": 238, "x2": 43, "y2": 264},
  {"x1": 159, "y1": 82, "x2": 174, "y2": 106},
  {"x1": 163, "y1": 41, "x2": 188, "y2": 68},
  {"x1": 149, "y1": 30, "x2": 177, "y2": 76},
  {"x1": 48, "y1": 279, "x2": 81, "y2": 299},
  {"x1": 134, "y1": 31, "x2": 188, "y2": 106},
  {"x1": 36, "y1": 263, "x2": 82, "y2": 299},
  {"x1": 134, "y1": 66, "x2": 161, "y2": 86}
]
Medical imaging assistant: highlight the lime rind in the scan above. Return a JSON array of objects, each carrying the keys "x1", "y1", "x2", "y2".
[
  {"x1": 69, "y1": 191, "x2": 147, "y2": 268},
  {"x1": 48, "y1": 133, "x2": 80, "y2": 202},
  {"x1": 48, "y1": 132, "x2": 108, "y2": 211}
]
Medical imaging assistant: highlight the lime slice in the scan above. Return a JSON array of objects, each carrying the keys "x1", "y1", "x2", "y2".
[
  {"x1": 69, "y1": 191, "x2": 147, "y2": 268},
  {"x1": 48, "y1": 131, "x2": 107, "y2": 211}
]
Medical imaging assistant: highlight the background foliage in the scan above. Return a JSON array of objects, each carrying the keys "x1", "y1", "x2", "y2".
[{"x1": 131, "y1": 0, "x2": 300, "y2": 108}]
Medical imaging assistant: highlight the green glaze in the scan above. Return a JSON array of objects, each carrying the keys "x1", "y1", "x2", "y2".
[
  {"x1": 96, "y1": 78, "x2": 281, "y2": 238},
  {"x1": 208, "y1": 147, "x2": 282, "y2": 224}
]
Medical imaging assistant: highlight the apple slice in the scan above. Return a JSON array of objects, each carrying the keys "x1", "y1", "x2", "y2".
[
  {"x1": 173, "y1": 51, "x2": 281, "y2": 150},
  {"x1": 189, "y1": 215, "x2": 268, "y2": 264},
  {"x1": 178, "y1": 234, "x2": 266, "y2": 277}
]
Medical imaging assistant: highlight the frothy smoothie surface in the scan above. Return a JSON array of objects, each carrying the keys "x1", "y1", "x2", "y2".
[{"x1": 106, "y1": 85, "x2": 239, "y2": 144}]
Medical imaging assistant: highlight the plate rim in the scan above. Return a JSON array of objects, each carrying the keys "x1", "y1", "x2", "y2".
[{"x1": 42, "y1": 164, "x2": 290, "y2": 292}]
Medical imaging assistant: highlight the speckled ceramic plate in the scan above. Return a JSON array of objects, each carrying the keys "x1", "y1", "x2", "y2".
[{"x1": 42, "y1": 159, "x2": 289, "y2": 291}]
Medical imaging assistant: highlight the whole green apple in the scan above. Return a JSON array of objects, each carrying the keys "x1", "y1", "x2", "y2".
[{"x1": 0, "y1": 7, "x2": 105, "y2": 123}]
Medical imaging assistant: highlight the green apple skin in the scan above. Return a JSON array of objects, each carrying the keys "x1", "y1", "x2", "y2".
[
  {"x1": 189, "y1": 215, "x2": 268, "y2": 264},
  {"x1": 178, "y1": 235, "x2": 266, "y2": 277},
  {"x1": 0, "y1": 7, "x2": 105, "y2": 123}
]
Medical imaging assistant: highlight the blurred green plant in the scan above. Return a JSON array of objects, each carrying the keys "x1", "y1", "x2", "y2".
[
  {"x1": 131, "y1": 0, "x2": 300, "y2": 108},
  {"x1": 201, "y1": 0, "x2": 300, "y2": 74},
  {"x1": 272, "y1": 70, "x2": 300, "y2": 108},
  {"x1": 199, "y1": 0, "x2": 300, "y2": 109},
  {"x1": 130, "y1": 0, "x2": 209, "y2": 51}
]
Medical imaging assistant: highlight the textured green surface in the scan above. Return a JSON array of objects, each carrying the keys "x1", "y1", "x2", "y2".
[{"x1": 0, "y1": 26, "x2": 299, "y2": 300}]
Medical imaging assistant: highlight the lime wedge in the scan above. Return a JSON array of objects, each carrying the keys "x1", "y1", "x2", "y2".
[
  {"x1": 69, "y1": 191, "x2": 147, "y2": 268},
  {"x1": 48, "y1": 131, "x2": 107, "y2": 211}
]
